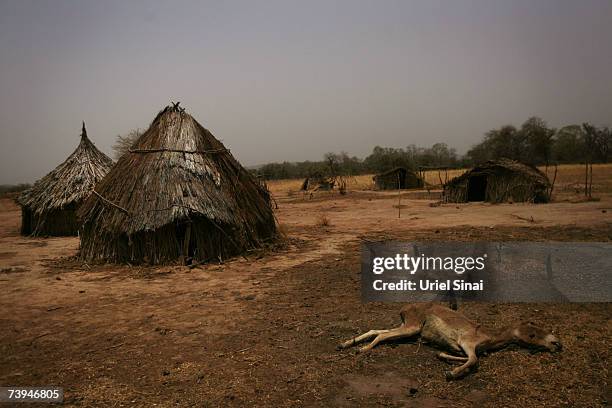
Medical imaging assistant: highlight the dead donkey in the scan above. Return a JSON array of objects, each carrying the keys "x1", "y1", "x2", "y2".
[{"x1": 338, "y1": 303, "x2": 562, "y2": 380}]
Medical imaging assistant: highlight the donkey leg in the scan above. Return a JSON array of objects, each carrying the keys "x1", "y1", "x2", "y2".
[
  {"x1": 445, "y1": 344, "x2": 478, "y2": 380},
  {"x1": 358, "y1": 325, "x2": 421, "y2": 353},
  {"x1": 437, "y1": 352, "x2": 469, "y2": 363},
  {"x1": 338, "y1": 329, "x2": 392, "y2": 349}
]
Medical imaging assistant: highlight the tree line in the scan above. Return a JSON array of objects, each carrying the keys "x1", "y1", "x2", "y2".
[
  {"x1": 256, "y1": 143, "x2": 464, "y2": 180},
  {"x1": 0, "y1": 183, "x2": 31, "y2": 195},
  {"x1": 256, "y1": 117, "x2": 610, "y2": 180}
]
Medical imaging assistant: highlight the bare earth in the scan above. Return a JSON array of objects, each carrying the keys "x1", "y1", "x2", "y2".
[{"x1": 0, "y1": 184, "x2": 611, "y2": 407}]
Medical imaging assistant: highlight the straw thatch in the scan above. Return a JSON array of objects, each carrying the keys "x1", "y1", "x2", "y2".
[
  {"x1": 373, "y1": 167, "x2": 424, "y2": 190},
  {"x1": 18, "y1": 123, "x2": 113, "y2": 236},
  {"x1": 301, "y1": 173, "x2": 335, "y2": 191},
  {"x1": 443, "y1": 159, "x2": 551, "y2": 203},
  {"x1": 78, "y1": 103, "x2": 277, "y2": 265}
]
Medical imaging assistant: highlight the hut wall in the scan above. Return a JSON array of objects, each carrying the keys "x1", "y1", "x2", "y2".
[
  {"x1": 21, "y1": 204, "x2": 80, "y2": 236},
  {"x1": 374, "y1": 175, "x2": 400, "y2": 190},
  {"x1": 374, "y1": 170, "x2": 404, "y2": 190},
  {"x1": 444, "y1": 179, "x2": 468, "y2": 203},
  {"x1": 404, "y1": 172, "x2": 424, "y2": 188},
  {"x1": 445, "y1": 172, "x2": 549, "y2": 203},
  {"x1": 302, "y1": 177, "x2": 334, "y2": 191},
  {"x1": 316, "y1": 179, "x2": 335, "y2": 190},
  {"x1": 374, "y1": 169, "x2": 423, "y2": 190},
  {"x1": 485, "y1": 172, "x2": 548, "y2": 203},
  {"x1": 79, "y1": 216, "x2": 272, "y2": 265}
]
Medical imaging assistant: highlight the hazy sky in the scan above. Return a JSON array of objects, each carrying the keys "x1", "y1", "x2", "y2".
[{"x1": 1, "y1": 0, "x2": 611, "y2": 184}]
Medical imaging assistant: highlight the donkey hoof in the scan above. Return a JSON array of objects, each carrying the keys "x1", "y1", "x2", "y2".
[{"x1": 445, "y1": 371, "x2": 456, "y2": 381}]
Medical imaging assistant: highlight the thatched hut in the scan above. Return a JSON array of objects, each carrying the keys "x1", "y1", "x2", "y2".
[
  {"x1": 301, "y1": 173, "x2": 335, "y2": 191},
  {"x1": 78, "y1": 103, "x2": 277, "y2": 265},
  {"x1": 18, "y1": 123, "x2": 113, "y2": 236},
  {"x1": 373, "y1": 167, "x2": 424, "y2": 190},
  {"x1": 443, "y1": 159, "x2": 550, "y2": 203}
]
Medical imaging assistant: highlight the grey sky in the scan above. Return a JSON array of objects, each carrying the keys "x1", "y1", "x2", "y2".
[{"x1": 1, "y1": 0, "x2": 610, "y2": 184}]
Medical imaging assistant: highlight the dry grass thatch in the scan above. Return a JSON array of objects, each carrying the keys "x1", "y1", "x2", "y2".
[
  {"x1": 18, "y1": 123, "x2": 113, "y2": 236},
  {"x1": 78, "y1": 103, "x2": 277, "y2": 265},
  {"x1": 443, "y1": 158, "x2": 551, "y2": 203},
  {"x1": 373, "y1": 167, "x2": 424, "y2": 190},
  {"x1": 300, "y1": 173, "x2": 335, "y2": 191}
]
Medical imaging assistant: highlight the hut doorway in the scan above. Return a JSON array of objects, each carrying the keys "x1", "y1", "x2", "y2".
[
  {"x1": 176, "y1": 222, "x2": 195, "y2": 264},
  {"x1": 467, "y1": 175, "x2": 487, "y2": 201},
  {"x1": 21, "y1": 208, "x2": 32, "y2": 235}
]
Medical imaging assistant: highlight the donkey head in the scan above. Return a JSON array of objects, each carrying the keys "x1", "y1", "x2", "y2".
[{"x1": 513, "y1": 322, "x2": 562, "y2": 352}]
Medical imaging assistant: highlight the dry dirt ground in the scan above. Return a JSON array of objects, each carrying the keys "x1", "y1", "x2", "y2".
[{"x1": 1, "y1": 180, "x2": 611, "y2": 407}]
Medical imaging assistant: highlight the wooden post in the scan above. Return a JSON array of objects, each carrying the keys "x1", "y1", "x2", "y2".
[
  {"x1": 397, "y1": 172, "x2": 401, "y2": 219},
  {"x1": 585, "y1": 162, "x2": 589, "y2": 197},
  {"x1": 589, "y1": 163, "x2": 593, "y2": 198},
  {"x1": 182, "y1": 223, "x2": 192, "y2": 265},
  {"x1": 548, "y1": 163, "x2": 558, "y2": 201}
]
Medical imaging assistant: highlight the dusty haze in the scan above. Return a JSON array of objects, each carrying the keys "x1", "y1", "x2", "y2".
[{"x1": 0, "y1": 0, "x2": 611, "y2": 184}]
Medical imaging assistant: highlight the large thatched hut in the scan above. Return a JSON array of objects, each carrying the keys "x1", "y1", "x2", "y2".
[
  {"x1": 78, "y1": 103, "x2": 277, "y2": 265},
  {"x1": 443, "y1": 159, "x2": 550, "y2": 203},
  {"x1": 19, "y1": 123, "x2": 113, "y2": 236},
  {"x1": 373, "y1": 167, "x2": 424, "y2": 190}
]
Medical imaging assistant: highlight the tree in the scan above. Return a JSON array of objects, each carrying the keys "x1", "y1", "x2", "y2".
[
  {"x1": 429, "y1": 143, "x2": 457, "y2": 167},
  {"x1": 553, "y1": 125, "x2": 584, "y2": 163},
  {"x1": 324, "y1": 152, "x2": 341, "y2": 177},
  {"x1": 467, "y1": 125, "x2": 523, "y2": 163},
  {"x1": 520, "y1": 117, "x2": 555, "y2": 165},
  {"x1": 363, "y1": 146, "x2": 416, "y2": 173},
  {"x1": 466, "y1": 141, "x2": 491, "y2": 164},
  {"x1": 582, "y1": 123, "x2": 611, "y2": 164},
  {"x1": 112, "y1": 129, "x2": 141, "y2": 160}
]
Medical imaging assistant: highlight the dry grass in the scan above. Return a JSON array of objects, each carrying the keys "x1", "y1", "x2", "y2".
[
  {"x1": 315, "y1": 214, "x2": 331, "y2": 227},
  {"x1": 267, "y1": 164, "x2": 612, "y2": 199},
  {"x1": 276, "y1": 223, "x2": 290, "y2": 237},
  {"x1": 542, "y1": 163, "x2": 612, "y2": 195}
]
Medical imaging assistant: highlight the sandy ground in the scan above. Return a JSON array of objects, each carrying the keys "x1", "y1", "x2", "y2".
[{"x1": 0, "y1": 188, "x2": 611, "y2": 407}]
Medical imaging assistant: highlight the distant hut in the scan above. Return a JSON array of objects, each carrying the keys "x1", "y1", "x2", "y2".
[
  {"x1": 301, "y1": 173, "x2": 335, "y2": 191},
  {"x1": 78, "y1": 103, "x2": 277, "y2": 265},
  {"x1": 443, "y1": 159, "x2": 550, "y2": 203},
  {"x1": 18, "y1": 123, "x2": 113, "y2": 236},
  {"x1": 373, "y1": 167, "x2": 424, "y2": 190}
]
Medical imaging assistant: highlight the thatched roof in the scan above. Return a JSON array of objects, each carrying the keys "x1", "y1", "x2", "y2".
[
  {"x1": 373, "y1": 167, "x2": 424, "y2": 190},
  {"x1": 443, "y1": 159, "x2": 550, "y2": 203},
  {"x1": 19, "y1": 122, "x2": 113, "y2": 220},
  {"x1": 78, "y1": 103, "x2": 276, "y2": 264}
]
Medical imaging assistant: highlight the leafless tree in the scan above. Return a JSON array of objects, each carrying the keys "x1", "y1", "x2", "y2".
[{"x1": 112, "y1": 129, "x2": 142, "y2": 160}]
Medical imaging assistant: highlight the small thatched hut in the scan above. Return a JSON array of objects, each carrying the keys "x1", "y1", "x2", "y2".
[
  {"x1": 443, "y1": 159, "x2": 550, "y2": 203},
  {"x1": 19, "y1": 123, "x2": 113, "y2": 236},
  {"x1": 373, "y1": 167, "x2": 424, "y2": 190},
  {"x1": 78, "y1": 103, "x2": 277, "y2": 265},
  {"x1": 301, "y1": 173, "x2": 335, "y2": 191}
]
